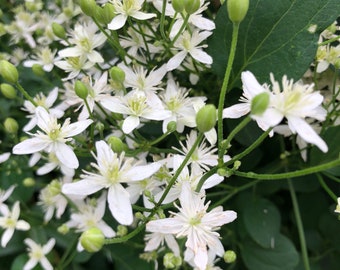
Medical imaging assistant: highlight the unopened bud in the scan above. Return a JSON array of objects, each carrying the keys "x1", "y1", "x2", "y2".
[
  {"x1": 32, "y1": 64, "x2": 45, "y2": 76},
  {"x1": 227, "y1": 0, "x2": 249, "y2": 24},
  {"x1": 167, "y1": 121, "x2": 177, "y2": 133},
  {"x1": 52, "y1": 22, "x2": 66, "y2": 39},
  {"x1": 100, "y1": 3, "x2": 116, "y2": 25},
  {"x1": 224, "y1": 250, "x2": 237, "y2": 263},
  {"x1": 163, "y1": 253, "x2": 182, "y2": 269},
  {"x1": 79, "y1": 0, "x2": 97, "y2": 17},
  {"x1": 109, "y1": 66, "x2": 125, "y2": 84},
  {"x1": 117, "y1": 225, "x2": 128, "y2": 237},
  {"x1": 184, "y1": 0, "x2": 200, "y2": 14},
  {"x1": 74, "y1": 80, "x2": 89, "y2": 99},
  {"x1": 23, "y1": 177, "x2": 35, "y2": 187},
  {"x1": 0, "y1": 60, "x2": 19, "y2": 84},
  {"x1": 172, "y1": 0, "x2": 185, "y2": 12},
  {"x1": 1, "y1": 83, "x2": 16, "y2": 99},
  {"x1": 251, "y1": 92, "x2": 270, "y2": 116},
  {"x1": 107, "y1": 136, "x2": 127, "y2": 153},
  {"x1": 80, "y1": 227, "x2": 105, "y2": 253},
  {"x1": 58, "y1": 224, "x2": 69, "y2": 234},
  {"x1": 48, "y1": 180, "x2": 61, "y2": 196},
  {"x1": 196, "y1": 104, "x2": 217, "y2": 133},
  {"x1": 4, "y1": 117, "x2": 19, "y2": 134}
]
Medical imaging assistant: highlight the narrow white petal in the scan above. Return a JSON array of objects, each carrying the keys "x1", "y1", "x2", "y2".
[
  {"x1": 223, "y1": 104, "x2": 250, "y2": 119},
  {"x1": 125, "y1": 162, "x2": 162, "y2": 181},
  {"x1": 1, "y1": 228, "x2": 14, "y2": 247},
  {"x1": 189, "y1": 48, "x2": 212, "y2": 65},
  {"x1": 42, "y1": 238, "x2": 56, "y2": 253},
  {"x1": 122, "y1": 115, "x2": 140, "y2": 134},
  {"x1": 108, "y1": 184, "x2": 133, "y2": 225},
  {"x1": 241, "y1": 71, "x2": 266, "y2": 97},
  {"x1": 287, "y1": 116, "x2": 328, "y2": 152},
  {"x1": 146, "y1": 218, "x2": 183, "y2": 234},
  {"x1": 131, "y1": 11, "x2": 156, "y2": 20},
  {"x1": 55, "y1": 143, "x2": 79, "y2": 169},
  {"x1": 62, "y1": 180, "x2": 103, "y2": 196},
  {"x1": 62, "y1": 119, "x2": 93, "y2": 137},
  {"x1": 39, "y1": 257, "x2": 53, "y2": 270},
  {"x1": 13, "y1": 138, "x2": 49, "y2": 155},
  {"x1": 108, "y1": 15, "x2": 127, "y2": 30},
  {"x1": 23, "y1": 258, "x2": 38, "y2": 270},
  {"x1": 167, "y1": 51, "x2": 187, "y2": 71}
]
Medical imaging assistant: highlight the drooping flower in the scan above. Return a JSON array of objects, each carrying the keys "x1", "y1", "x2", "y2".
[
  {"x1": 62, "y1": 140, "x2": 162, "y2": 225},
  {"x1": 13, "y1": 106, "x2": 93, "y2": 169},
  {"x1": 23, "y1": 238, "x2": 55, "y2": 270},
  {"x1": 146, "y1": 182, "x2": 237, "y2": 270}
]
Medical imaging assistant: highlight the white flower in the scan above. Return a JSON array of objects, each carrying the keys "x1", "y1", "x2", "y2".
[
  {"x1": 23, "y1": 47, "x2": 60, "y2": 72},
  {"x1": 22, "y1": 87, "x2": 64, "y2": 132},
  {"x1": 167, "y1": 30, "x2": 213, "y2": 71},
  {"x1": 146, "y1": 182, "x2": 237, "y2": 270},
  {"x1": 55, "y1": 55, "x2": 95, "y2": 81},
  {"x1": 108, "y1": 0, "x2": 156, "y2": 30},
  {"x1": 23, "y1": 238, "x2": 55, "y2": 270},
  {"x1": 64, "y1": 192, "x2": 116, "y2": 250},
  {"x1": 0, "y1": 201, "x2": 31, "y2": 247},
  {"x1": 58, "y1": 22, "x2": 106, "y2": 63},
  {"x1": 13, "y1": 106, "x2": 93, "y2": 169},
  {"x1": 62, "y1": 140, "x2": 162, "y2": 225},
  {"x1": 101, "y1": 90, "x2": 171, "y2": 134}
]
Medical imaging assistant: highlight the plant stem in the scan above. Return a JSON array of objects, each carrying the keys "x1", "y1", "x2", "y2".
[
  {"x1": 15, "y1": 82, "x2": 38, "y2": 107},
  {"x1": 217, "y1": 22, "x2": 240, "y2": 164},
  {"x1": 233, "y1": 158, "x2": 340, "y2": 180},
  {"x1": 287, "y1": 179, "x2": 311, "y2": 270},
  {"x1": 317, "y1": 173, "x2": 338, "y2": 202}
]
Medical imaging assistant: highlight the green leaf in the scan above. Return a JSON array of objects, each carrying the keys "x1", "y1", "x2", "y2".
[
  {"x1": 208, "y1": 0, "x2": 340, "y2": 87},
  {"x1": 242, "y1": 197, "x2": 281, "y2": 248},
  {"x1": 241, "y1": 234, "x2": 300, "y2": 270}
]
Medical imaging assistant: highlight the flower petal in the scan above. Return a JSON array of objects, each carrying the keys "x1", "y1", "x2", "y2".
[
  {"x1": 108, "y1": 184, "x2": 133, "y2": 225},
  {"x1": 13, "y1": 138, "x2": 49, "y2": 155},
  {"x1": 62, "y1": 180, "x2": 103, "y2": 196}
]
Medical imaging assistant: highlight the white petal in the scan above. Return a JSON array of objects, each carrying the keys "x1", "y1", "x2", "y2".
[
  {"x1": 146, "y1": 218, "x2": 183, "y2": 234},
  {"x1": 43, "y1": 238, "x2": 56, "y2": 253},
  {"x1": 189, "y1": 48, "x2": 213, "y2": 64},
  {"x1": 1, "y1": 228, "x2": 14, "y2": 247},
  {"x1": 241, "y1": 71, "x2": 266, "y2": 97},
  {"x1": 62, "y1": 180, "x2": 103, "y2": 196},
  {"x1": 167, "y1": 51, "x2": 187, "y2": 71},
  {"x1": 108, "y1": 15, "x2": 127, "y2": 30},
  {"x1": 108, "y1": 184, "x2": 133, "y2": 225},
  {"x1": 16, "y1": 220, "x2": 31, "y2": 231},
  {"x1": 13, "y1": 138, "x2": 49, "y2": 155},
  {"x1": 55, "y1": 143, "x2": 79, "y2": 169},
  {"x1": 23, "y1": 258, "x2": 38, "y2": 270},
  {"x1": 62, "y1": 119, "x2": 93, "y2": 137},
  {"x1": 122, "y1": 115, "x2": 140, "y2": 134},
  {"x1": 223, "y1": 103, "x2": 250, "y2": 119},
  {"x1": 287, "y1": 116, "x2": 328, "y2": 152},
  {"x1": 131, "y1": 11, "x2": 156, "y2": 20},
  {"x1": 39, "y1": 257, "x2": 53, "y2": 270},
  {"x1": 125, "y1": 162, "x2": 162, "y2": 181}
]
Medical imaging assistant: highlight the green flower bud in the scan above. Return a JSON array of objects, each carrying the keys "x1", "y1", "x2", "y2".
[
  {"x1": 184, "y1": 0, "x2": 200, "y2": 15},
  {"x1": 172, "y1": 0, "x2": 185, "y2": 12},
  {"x1": 100, "y1": 3, "x2": 116, "y2": 25},
  {"x1": 23, "y1": 177, "x2": 35, "y2": 187},
  {"x1": 227, "y1": 0, "x2": 249, "y2": 24},
  {"x1": 233, "y1": 160, "x2": 241, "y2": 170},
  {"x1": 251, "y1": 92, "x2": 270, "y2": 116},
  {"x1": 217, "y1": 168, "x2": 228, "y2": 177},
  {"x1": 95, "y1": 122, "x2": 105, "y2": 133},
  {"x1": 52, "y1": 22, "x2": 66, "y2": 39},
  {"x1": 163, "y1": 253, "x2": 182, "y2": 269},
  {"x1": 0, "y1": 60, "x2": 19, "y2": 84},
  {"x1": 32, "y1": 64, "x2": 45, "y2": 77},
  {"x1": 224, "y1": 250, "x2": 237, "y2": 263},
  {"x1": 107, "y1": 136, "x2": 127, "y2": 153},
  {"x1": 196, "y1": 104, "x2": 217, "y2": 133},
  {"x1": 117, "y1": 225, "x2": 128, "y2": 237},
  {"x1": 74, "y1": 80, "x2": 89, "y2": 99},
  {"x1": 4, "y1": 117, "x2": 19, "y2": 134},
  {"x1": 167, "y1": 121, "x2": 177, "y2": 133},
  {"x1": 80, "y1": 227, "x2": 105, "y2": 253},
  {"x1": 79, "y1": 0, "x2": 97, "y2": 17},
  {"x1": 110, "y1": 66, "x2": 125, "y2": 84},
  {"x1": 58, "y1": 224, "x2": 69, "y2": 235},
  {"x1": 1, "y1": 83, "x2": 16, "y2": 99}
]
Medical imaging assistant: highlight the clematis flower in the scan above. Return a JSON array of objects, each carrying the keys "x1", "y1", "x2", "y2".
[
  {"x1": 12, "y1": 106, "x2": 93, "y2": 169},
  {"x1": 23, "y1": 238, "x2": 55, "y2": 270},
  {"x1": 146, "y1": 182, "x2": 237, "y2": 270},
  {"x1": 108, "y1": 0, "x2": 156, "y2": 30},
  {"x1": 167, "y1": 30, "x2": 213, "y2": 71},
  {"x1": 0, "y1": 201, "x2": 30, "y2": 247},
  {"x1": 62, "y1": 140, "x2": 162, "y2": 225}
]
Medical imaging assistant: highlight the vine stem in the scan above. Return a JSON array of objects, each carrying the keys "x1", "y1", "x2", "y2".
[
  {"x1": 287, "y1": 179, "x2": 311, "y2": 270},
  {"x1": 217, "y1": 22, "x2": 240, "y2": 165},
  {"x1": 15, "y1": 82, "x2": 38, "y2": 107}
]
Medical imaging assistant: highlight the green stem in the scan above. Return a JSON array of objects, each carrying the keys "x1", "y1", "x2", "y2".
[
  {"x1": 317, "y1": 173, "x2": 338, "y2": 202},
  {"x1": 15, "y1": 82, "x2": 38, "y2": 107},
  {"x1": 287, "y1": 179, "x2": 310, "y2": 270},
  {"x1": 233, "y1": 158, "x2": 340, "y2": 180},
  {"x1": 218, "y1": 116, "x2": 251, "y2": 164},
  {"x1": 318, "y1": 35, "x2": 340, "y2": 46},
  {"x1": 217, "y1": 22, "x2": 240, "y2": 164},
  {"x1": 169, "y1": 13, "x2": 190, "y2": 47},
  {"x1": 160, "y1": 0, "x2": 168, "y2": 40}
]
